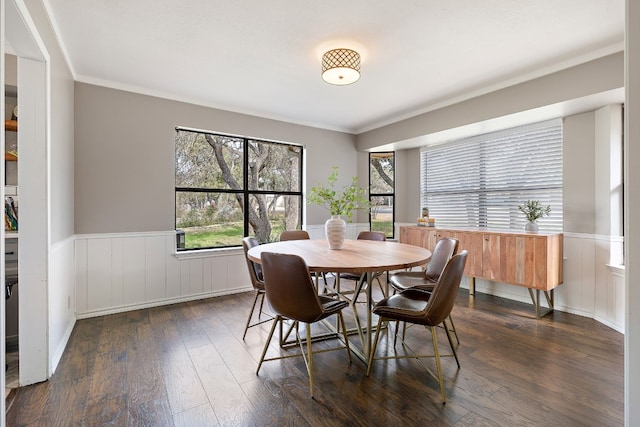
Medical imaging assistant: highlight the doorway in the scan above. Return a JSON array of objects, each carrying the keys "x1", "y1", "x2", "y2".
[{"x1": 2, "y1": 0, "x2": 51, "y2": 408}]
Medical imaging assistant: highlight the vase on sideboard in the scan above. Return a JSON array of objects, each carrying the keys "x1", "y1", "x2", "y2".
[{"x1": 525, "y1": 221, "x2": 539, "y2": 233}]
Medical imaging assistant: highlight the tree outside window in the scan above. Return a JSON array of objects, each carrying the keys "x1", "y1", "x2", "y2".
[
  {"x1": 175, "y1": 128, "x2": 303, "y2": 249},
  {"x1": 369, "y1": 152, "x2": 395, "y2": 238}
]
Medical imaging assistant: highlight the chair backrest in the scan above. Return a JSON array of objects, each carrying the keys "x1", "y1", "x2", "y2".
[
  {"x1": 279, "y1": 230, "x2": 310, "y2": 241},
  {"x1": 260, "y1": 252, "x2": 325, "y2": 323},
  {"x1": 424, "y1": 237, "x2": 459, "y2": 282},
  {"x1": 423, "y1": 250, "x2": 468, "y2": 327},
  {"x1": 242, "y1": 237, "x2": 264, "y2": 290},
  {"x1": 357, "y1": 231, "x2": 386, "y2": 241}
]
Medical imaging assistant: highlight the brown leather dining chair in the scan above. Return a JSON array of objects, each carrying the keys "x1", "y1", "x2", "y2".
[
  {"x1": 389, "y1": 237, "x2": 460, "y2": 343},
  {"x1": 366, "y1": 251, "x2": 468, "y2": 404},
  {"x1": 279, "y1": 229, "x2": 311, "y2": 241},
  {"x1": 256, "y1": 252, "x2": 352, "y2": 398},
  {"x1": 336, "y1": 230, "x2": 388, "y2": 303},
  {"x1": 241, "y1": 237, "x2": 274, "y2": 339},
  {"x1": 279, "y1": 229, "x2": 328, "y2": 287},
  {"x1": 389, "y1": 237, "x2": 459, "y2": 293}
]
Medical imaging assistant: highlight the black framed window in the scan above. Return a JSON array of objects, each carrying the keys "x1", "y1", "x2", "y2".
[
  {"x1": 175, "y1": 128, "x2": 303, "y2": 249},
  {"x1": 421, "y1": 119, "x2": 563, "y2": 232},
  {"x1": 369, "y1": 152, "x2": 395, "y2": 238}
]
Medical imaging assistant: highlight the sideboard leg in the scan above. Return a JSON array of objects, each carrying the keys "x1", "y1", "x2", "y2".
[
  {"x1": 468, "y1": 276, "x2": 475, "y2": 296},
  {"x1": 527, "y1": 288, "x2": 554, "y2": 319}
]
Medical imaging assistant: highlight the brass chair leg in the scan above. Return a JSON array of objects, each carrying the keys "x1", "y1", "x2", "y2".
[
  {"x1": 392, "y1": 320, "x2": 408, "y2": 347},
  {"x1": 442, "y1": 319, "x2": 460, "y2": 368},
  {"x1": 259, "y1": 313, "x2": 351, "y2": 399},
  {"x1": 243, "y1": 291, "x2": 262, "y2": 339},
  {"x1": 258, "y1": 293, "x2": 266, "y2": 318},
  {"x1": 393, "y1": 321, "x2": 400, "y2": 348},
  {"x1": 430, "y1": 326, "x2": 447, "y2": 404},
  {"x1": 448, "y1": 314, "x2": 460, "y2": 344},
  {"x1": 279, "y1": 318, "x2": 297, "y2": 346},
  {"x1": 306, "y1": 325, "x2": 314, "y2": 398},
  {"x1": 257, "y1": 315, "x2": 281, "y2": 374},
  {"x1": 366, "y1": 318, "x2": 384, "y2": 376}
]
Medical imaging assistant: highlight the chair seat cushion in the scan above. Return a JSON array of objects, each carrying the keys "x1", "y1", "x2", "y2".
[
  {"x1": 372, "y1": 288, "x2": 432, "y2": 324},
  {"x1": 318, "y1": 295, "x2": 349, "y2": 315},
  {"x1": 389, "y1": 271, "x2": 436, "y2": 292},
  {"x1": 339, "y1": 272, "x2": 362, "y2": 281}
]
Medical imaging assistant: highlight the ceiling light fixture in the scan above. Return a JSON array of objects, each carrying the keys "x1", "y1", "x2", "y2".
[{"x1": 321, "y1": 48, "x2": 361, "y2": 85}]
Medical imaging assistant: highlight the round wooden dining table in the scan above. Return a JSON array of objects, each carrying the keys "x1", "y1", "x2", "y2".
[{"x1": 247, "y1": 238, "x2": 431, "y2": 361}]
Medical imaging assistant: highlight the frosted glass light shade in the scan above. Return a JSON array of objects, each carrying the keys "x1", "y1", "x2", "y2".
[{"x1": 321, "y1": 49, "x2": 361, "y2": 85}]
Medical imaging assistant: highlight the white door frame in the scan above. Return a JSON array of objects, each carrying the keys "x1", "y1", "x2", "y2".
[{"x1": 2, "y1": 0, "x2": 51, "y2": 402}]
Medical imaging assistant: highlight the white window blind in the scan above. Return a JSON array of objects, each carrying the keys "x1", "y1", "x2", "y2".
[{"x1": 421, "y1": 119, "x2": 563, "y2": 232}]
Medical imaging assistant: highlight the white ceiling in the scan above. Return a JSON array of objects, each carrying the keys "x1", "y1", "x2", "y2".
[{"x1": 45, "y1": 0, "x2": 624, "y2": 134}]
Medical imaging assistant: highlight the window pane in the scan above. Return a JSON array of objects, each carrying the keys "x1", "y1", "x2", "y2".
[
  {"x1": 176, "y1": 191, "x2": 244, "y2": 249},
  {"x1": 370, "y1": 153, "x2": 394, "y2": 194},
  {"x1": 175, "y1": 131, "x2": 243, "y2": 190},
  {"x1": 247, "y1": 140, "x2": 302, "y2": 192},
  {"x1": 175, "y1": 128, "x2": 304, "y2": 250},
  {"x1": 248, "y1": 194, "x2": 302, "y2": 243},
  {"x1": 371, "y1": 195, "x2": 394, "y2": 238}
]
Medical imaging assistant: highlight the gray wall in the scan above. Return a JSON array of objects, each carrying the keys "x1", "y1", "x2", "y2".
[
  {"x1": 357, "y1": 52, "x2": 623, "y2": 151},
  {"x1": 393, "y1": 147, "x2": 421, "y2": 224},
  {"x1": 74, "y1": 83, "x2": 358, "y2": 234},
  {"x1": 563, "y1": 112, "x2": 597, "y2": 234},
  {"x1": 4, "y1": 54, "x2": 17, "y2": 86}
]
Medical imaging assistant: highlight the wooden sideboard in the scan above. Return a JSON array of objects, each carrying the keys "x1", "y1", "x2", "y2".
[{"x1": 399, "y1": 226, "x2": 563, "y2": 317}]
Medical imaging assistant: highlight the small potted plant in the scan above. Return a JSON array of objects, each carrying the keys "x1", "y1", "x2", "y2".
[
  {"x1": 307, "y1": 166, "x2": 369, "y2": 249},
  {"x1": 518, "y1": 200, "x2": 551, "y2": 233}
]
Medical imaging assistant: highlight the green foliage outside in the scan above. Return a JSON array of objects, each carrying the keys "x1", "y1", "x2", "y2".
[
  {"x1": 176, "y1": 132, "x2": 396, "y2": 248},
  {"x1": 184, "y1": 224, "x2": 244, "y2": 248},
  {"x1": 181, "y1": 211, "x2": 293, "y2": 248},
  {"x1": 371, "y1": 220, "x2": 393, "y2": 238}
]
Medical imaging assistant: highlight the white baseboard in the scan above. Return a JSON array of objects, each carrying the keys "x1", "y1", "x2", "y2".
[
  {"x1": 51, "y1": 317, "x2": 76, "y2": 375},
  {"x1": 76, "y1": 286, "x2": 253, "y2": 319}
]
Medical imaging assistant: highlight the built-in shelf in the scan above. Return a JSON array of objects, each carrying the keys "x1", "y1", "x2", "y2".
[
  {"x1": 5, "y1": 120, "x2": 18, "y2": 161},
  {"x1": 5, "y1": 120, "x2": 17, "y2": 132}
]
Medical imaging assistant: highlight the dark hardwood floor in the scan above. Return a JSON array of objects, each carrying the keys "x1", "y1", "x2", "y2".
[{"x1": 6, "y1": 283, "x2": 624, "y2": 426}]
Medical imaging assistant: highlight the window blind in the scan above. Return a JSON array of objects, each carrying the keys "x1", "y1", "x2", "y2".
[{"x1": 421, "y1": 119, "x2": 563, "y2": 232}]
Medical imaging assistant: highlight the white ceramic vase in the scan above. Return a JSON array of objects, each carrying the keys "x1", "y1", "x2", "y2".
[
  {"x1": 325, "y1": 215, "x2": 346, "y2": 249},
  {"x1": 525, "y1": 221, "x2": 539, "y2": 233}
]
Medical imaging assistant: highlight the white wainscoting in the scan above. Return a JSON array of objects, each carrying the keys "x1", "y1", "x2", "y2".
[
  {"x1": 50, "y1": 236, "x2": 77, "y2": 373},
  {"x1": 558, "y1": 233, "x2": 625, "y2": 333},
  {"x1": 75, "y1": 231, "x2": 251, "y2": 318},
  {"x1": 74, "y1": 229, "x2": 625, "y2": 334},
  {"x1": 74, "y1": 225, "x2": 372, "y2": 318}
]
